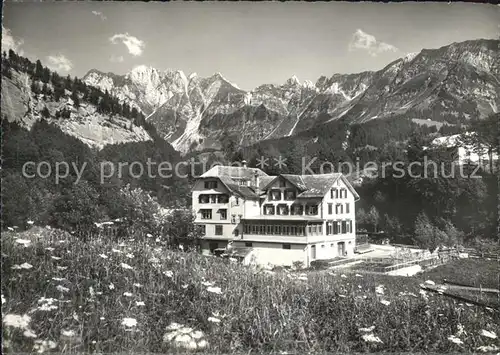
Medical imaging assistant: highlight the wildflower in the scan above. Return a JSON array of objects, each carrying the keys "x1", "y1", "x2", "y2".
[
  {"x1": 45, "y1": 247, "x2": 55, "y2": 252},
  {"x1": 375, "y1": 285, "x2": 385, "y2": 295},
  {"x1": 340, "y1": 274, "x2": 347, "y2": 278},
  {"x1": 37, "y1": 297, "x2": 58, "y2": 312},
  {"x1": 33, "y1": 340, "x2": 57, "y2": 353},
  {"x1": 437, "y1": 285, "x2": 447, "y2": 294},
  {"x1": 155, "y1": 237, "x2": 161, "y2": 242},
  {"x1": 56, "y1": 285, "x2": 69, "y2": 293},
  {"x1": 297, "y1": 275, "x2": 308, "y2": 281},
  {"x1": 7, "y1": 227, "x2": 14, "y2": 231},
  {"x1": 476, "y1": 344, "x2": 499, "y2": 352},
  {"x1": 149, "y1": 256, "x2": 160, "y2": 263},
  {"x1": 99, "y1": 254, "x2": 108, "y2": 259},
  {"x1": 206, "y1": 286, "x2": 222, "y2": 294},
  {"x1": 133, "y1": 283, "x2": 143, "y2": 288},
  {"x1": 456, "y1": 324, "x2": 466, "y2": 337},
  {"x1": 100, "y1": 317, "x2": 105, "y2": 320},
  {"x1": 112, "y1": 249, "x2": 122, "y2": 253},
  {"x1": 126, "y1": 253, "x2": 134, "y2": 259},
  {"x1": 380, "y1": 300, "x2": 391, "y2": 306},
  {"x1": 359, "y1": 326, "x2": 376, "y2": 332},
  {"x1": 146, "y1": 233, "x2": 152, "y2": 238},
  {"x1": 448, "y1": 335, "x2": 463, "y2": 345},
  {"x1": 1, "y1": 294, "x2": 5, "y2": 304},
  {"x1": 361, "y1": 333, "x2": 383, "y2": 344},
  {"x1": 358, "y1": 285, "x2": 362, "y2": 289},
  {"x1": 135, "y1": 301, "x2": 145, "y2": 306},
  {"x1": 121, "y1": 317, "x2": 137, "y2": 327},
  {"x1": 166, "y1": 322, "x2": 183, "y2": 331},
  {"x1": 208, "y1": 316, "x2": 221, "y2": 323},
  {"x1": 479, "y1": 330, "x2": 497, "y2": 339},
  {"x1": 27, "y1": 220, "x2": 34, "y2": 225},
  {"x1": 15, "y1": 239, "x2": 31, "y2": 247},
  {"x1": 12, "y1": 262, "x2": 33, "y2": 270},
  {"x1": 182, "y1": 284, "x2": 189, "y2": 289},
  {"x1": 3, "y1": 314, "x2": 31, "y2": 329},
  {"x1": 108, "y1": 283, "x2": 115, "y2": 290},
  {"x1": 51, "y1": 256, "x2": 62, "y2": 261},
  {"x1": 355, "y1": 274, "x2": 363, "y2": 277},
  {"x1": 118, "y1": 243, "x2": 126, "y2": 247},
  {"x1": 23, "y1": 329, "x2": 37, "y2": 338},
  {"x1": 120, "y1": 263, "x2": 133, "y2": 270},
  {"x1": 419, "y1": 289, "x2": 429, "y2": 300},
  {"x1": 338, "y1": 294, "x2": 347, "y2": 298},
  {"x1": 123, "y1": 292, "x2": 133, "y2": 297},
  {"x1": 163, "y1": 270, "x2": 173, "y2": 278},
  {"x1": 201, "y1": 281, "x2": 214, "y2": 287},
  {"x1": 52, "y1": 277, "x2": 65, "y2": 281},
  {"x1": 56, "y1": 266, "x2": 67, "y2": 271},
  {"x1": 60, "y1": 329, "x2": 76, "y2": 337}
]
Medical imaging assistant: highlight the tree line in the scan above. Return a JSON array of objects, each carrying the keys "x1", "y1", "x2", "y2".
[{"x1": 2, "y1": 50, "x2": 145, "y2": 125}]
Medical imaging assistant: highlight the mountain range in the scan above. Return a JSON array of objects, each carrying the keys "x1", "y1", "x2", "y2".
[{"x1": 82, "y1": 39, "x2": 499, "y2": 154}]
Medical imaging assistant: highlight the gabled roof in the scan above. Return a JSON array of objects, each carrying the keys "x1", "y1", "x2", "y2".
[
  {"x1": 259, "y1": 173, "x2": 360, "y2": 200},
  {"x1": 219, "y1": 176, "x2": 260, "y2": 199},
  {"x1": 196, "y1": 165, "x2": 268, "y2": 199},
  {"x1": 297, "y1": 174, "x2": 342, "y2": 198},
  {"x1": 201, "y1": 165, "x2": 268, "y2": 179},
  {"x1": 196, "y1": 166, "x2": 359, "y2": 201}
]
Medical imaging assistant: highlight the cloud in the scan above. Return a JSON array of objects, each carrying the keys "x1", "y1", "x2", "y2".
[
  {"x1": 2, "y1": 26, "x2": 24, "y2": 55},
  {"x1": 110, "y1": 55, "x2": 125, "y2": 63},
  {"x1": 92, "y1": 10, "x2": 107, "y2": 21},
  {"x1": 109, "y1": 33, "x2": 145, "y2": 56},
  {"x1": 46, "y1": 54, "x2": 73, "y2": 73},
  {"x1": 348, "y1": 29, "x2": 398, "y2": 57}
]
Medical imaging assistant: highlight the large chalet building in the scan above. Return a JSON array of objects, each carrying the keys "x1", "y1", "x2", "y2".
[{"x1": 191, "y1": 162, "x2": 359, "y2": 267}]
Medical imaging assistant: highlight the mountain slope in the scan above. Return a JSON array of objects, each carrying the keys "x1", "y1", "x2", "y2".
[
  {"x1": 83, "y1": 38, "x2": 499, "y2": 154},
  {"x1": 2, "y1": 59, "x2": 152, "y2": 149}
]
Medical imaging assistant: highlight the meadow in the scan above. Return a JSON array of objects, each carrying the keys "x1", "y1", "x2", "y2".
[{"x1": 2, "y1": 226, "x2": 499, "y2": 353}]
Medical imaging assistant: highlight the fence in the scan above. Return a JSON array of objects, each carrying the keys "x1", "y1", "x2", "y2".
[{"x1": 355, "y1": 249, "x2": 459, "y2": 273}]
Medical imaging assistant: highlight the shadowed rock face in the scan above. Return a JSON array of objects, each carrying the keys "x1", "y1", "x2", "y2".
[
  {"x1": 1, "y1": 71, "x2": 152, "y2": 149},
  {"x1": 84, "y1": 39, "x2": 500, "y2": 154}
]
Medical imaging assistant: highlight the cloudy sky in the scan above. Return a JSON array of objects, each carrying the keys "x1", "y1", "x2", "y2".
[{"x1": 2, "y1": 2, "x2": 499, "y2": 90}]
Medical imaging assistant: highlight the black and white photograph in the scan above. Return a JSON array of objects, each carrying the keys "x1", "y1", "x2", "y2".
[{"x1": 1, "y1": 1, "x2": 499, "y2": 353}]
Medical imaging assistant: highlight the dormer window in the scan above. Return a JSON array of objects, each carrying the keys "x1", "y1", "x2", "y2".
[
  {"x1": 270, "y1": 189, "x2": 281, "y2": 201},
  {"x1": 204, "y1": 181, "x2": 218, "y2": 189},
  {"x1": 277, "y1": 204, "x2": 289, "y2": 215},
  {"x1": 306, "y1": 205, "x2": 318, "y2": 215},
  {"x1": 290, "y1": 205, "x2": 303, "y2": 215},
  {"x1": 199, "y1": 195, "x2": 210, "y2": 204},
  {"x1": 217, "y1": 194, "x2": 229, "y2": 204},
  {"x1": 284, "y1": 189, "x2": 296, "y2": 201},
  {"x1": 263, "y1": 204, "x2": 275, "y2": 215}
]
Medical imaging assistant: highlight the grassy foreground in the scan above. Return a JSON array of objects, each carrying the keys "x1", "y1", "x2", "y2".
[{"x1": 2, "y1": 227, "x2": 499, "y2": 353}]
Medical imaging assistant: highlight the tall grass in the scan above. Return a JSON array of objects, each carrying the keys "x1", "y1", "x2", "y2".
[{"x1": 2, "y1": 227, "x2": 499, "y2": 353}]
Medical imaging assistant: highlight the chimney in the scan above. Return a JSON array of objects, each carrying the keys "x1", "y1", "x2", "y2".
[
  {"x1": 242, "y1": 160, "x2": 247, "y2": 168},
  {"x1": 254, "y1": 171, "x2": 259, "y2": 189}
]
